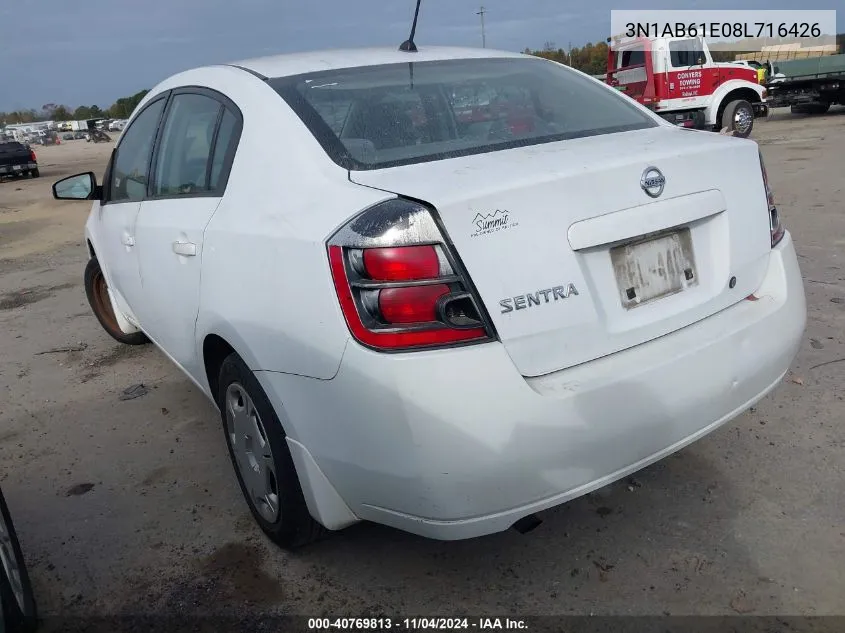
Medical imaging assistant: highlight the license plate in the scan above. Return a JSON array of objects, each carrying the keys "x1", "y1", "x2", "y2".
[
  {"x1": 12, "y1": 165, "x2": 21, "y2": 171},
  {"x1": 610, "y1": 229, "x2": 698, "y2": 310}
]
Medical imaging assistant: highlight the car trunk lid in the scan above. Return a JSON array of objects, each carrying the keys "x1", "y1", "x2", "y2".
[{"x1": 349, "y1": 127, "x2": 773, "y2": 377}]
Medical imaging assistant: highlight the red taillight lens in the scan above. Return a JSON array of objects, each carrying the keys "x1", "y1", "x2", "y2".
[
  {"x1": 759, "y1": 151, "x2": 784, "y2": 247},
  {"x1": 327, "y1": 200, "x2": 493, "y2": 352},
  {"x1": 29, "y1": 150, "x2": 36, "y2": 161},
  {"x1": 379, "y1": 285, "x2": 450, "y2": 324},
  {"x1": 363, "y1": 245, "x2": 439, "y2": 280}
]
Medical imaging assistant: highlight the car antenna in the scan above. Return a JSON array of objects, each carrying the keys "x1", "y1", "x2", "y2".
[{"x1": 399, "y1": 0, "x2": 422, "y2": 52}]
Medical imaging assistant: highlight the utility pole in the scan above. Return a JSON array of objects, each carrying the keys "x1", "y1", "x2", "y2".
[{"x1": 477, "y1": 6, "x2": 487, "y2": 48}]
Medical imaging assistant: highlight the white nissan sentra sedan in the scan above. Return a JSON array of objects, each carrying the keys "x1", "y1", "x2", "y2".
[{"x1": 52, "y1": 46, "x2": 806, "y2": 547}]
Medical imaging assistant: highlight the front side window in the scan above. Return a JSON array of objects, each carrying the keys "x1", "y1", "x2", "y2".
[
  {"x1": 271, "y1": 57, "x2": 657, "y2": 171},
  {"x1": 153, "y1": 93, "x2": 222, "y2": 196},
  {"x1": 669, "y1": 39, "x2": 707, "y2": 67},
  {"x1": 109, "y1": 98, "x2": 165, "y2": 202}
]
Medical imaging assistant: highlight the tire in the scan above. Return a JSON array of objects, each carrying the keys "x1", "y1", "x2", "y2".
[
  {"x1": 721, "y1": 99, "x2": 754, "y2": 138},
  {"x1": 0, "y1": 488, "x2": 37, "y2": 633},
  {"x1": 84, "y1": 258, "x2": 149, "y2": 346},
  {"x1": 29, "y1": 169, "x2": 39, "y2": 178},
  {"x1": 217, "y1": 353, "x2": 326, "y2": 549}
]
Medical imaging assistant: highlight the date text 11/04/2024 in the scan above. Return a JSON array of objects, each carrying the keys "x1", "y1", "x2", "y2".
[
  {"x1": 308, "y1": 618, "x2": 528, "y2": 630},
  {"x1": 624, "y1": 22, "x2": 823, "y2": 39}
]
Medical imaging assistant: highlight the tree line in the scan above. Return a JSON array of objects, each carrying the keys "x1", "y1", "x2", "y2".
[
  {"x1": 524, "y1": 40, "x2": 740, "y2": 75},
  {"x1": 0, "y1": 89, "x2": 149, "y2": 125}
]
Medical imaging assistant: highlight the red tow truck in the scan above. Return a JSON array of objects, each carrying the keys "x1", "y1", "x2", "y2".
[{"x1": 606, "y1": 35, "x2": 768, "y2": 137}]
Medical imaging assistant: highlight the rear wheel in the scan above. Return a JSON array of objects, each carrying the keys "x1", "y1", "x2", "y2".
[
  {"x1": 29, "y1": 169, "x2": 39, "y2": 178},
  {"x1": 84, "y1": 258, "x2": 148, "y2": 346},
  {"x1": 721, "y1": 99, "x2": 754, "y2": 138},
  {"x1": 0, "y1": 489, "x2": 37, "y2": 633},
  {"x1": 217, "y1": 353, "x2": 326, "y2": 549}
]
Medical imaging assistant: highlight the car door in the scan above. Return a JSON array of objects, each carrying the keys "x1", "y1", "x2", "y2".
[
  {"x1": 132, "y1": 88, "x2": 242, "y2": 375},
  {"x1": 96, "y1": 96, "x2": 168, "y2": 324}
]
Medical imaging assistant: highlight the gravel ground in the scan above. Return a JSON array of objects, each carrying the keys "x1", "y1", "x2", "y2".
[{"x1": 0, "y1": 110, "x2": 843, "y2": 626}]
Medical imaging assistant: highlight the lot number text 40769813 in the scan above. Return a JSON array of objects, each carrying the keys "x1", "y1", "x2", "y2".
[{"x1": 307, "y1": 617, "x2": 528, "y2": 630}]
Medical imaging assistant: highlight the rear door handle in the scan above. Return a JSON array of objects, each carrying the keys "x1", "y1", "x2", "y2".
[
  {"x1": 172, "y1": 241, "x2": 197, "y2": 257},
  {"x1": 121, "y1": 234, "x2": 135, "y2": 247}
]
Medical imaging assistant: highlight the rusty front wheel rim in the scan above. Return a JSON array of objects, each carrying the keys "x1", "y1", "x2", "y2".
[{"x1": 91, "y1": 269, "x2": 120, "y2": 333}]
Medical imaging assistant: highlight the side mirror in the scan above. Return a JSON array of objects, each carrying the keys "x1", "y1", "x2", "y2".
[{"x1": 52, "y1": 172, "x2": 101, "y2": 201}]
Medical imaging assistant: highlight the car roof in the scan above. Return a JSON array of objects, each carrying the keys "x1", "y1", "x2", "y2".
[{"x1": 228, "y1": 46, "x2": 525, "y2": 79}]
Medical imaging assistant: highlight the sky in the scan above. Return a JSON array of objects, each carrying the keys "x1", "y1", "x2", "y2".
[{"x1": 2, "y1": 0, "x2": 842, "y2": 112}]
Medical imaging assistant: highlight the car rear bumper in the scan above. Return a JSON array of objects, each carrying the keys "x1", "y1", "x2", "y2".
[
  {"x1": 258, "y1": 232, "x2": 806, "y2": 540},
  {"x1": 0, "y1": 162, "x2": 37, "y2": 175}
]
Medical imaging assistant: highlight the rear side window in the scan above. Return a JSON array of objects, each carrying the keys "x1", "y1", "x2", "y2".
[
  {"x1": 619, "y1": 47, "x2": 645, "y2": 68},
  {"x1": 0, "y1": 142, "x2": 26, "y2": 153},
  {"x1": 209, "y1": 108, "x2": 238, "y2": 190},
  {"x1": 109, "y1": 98, "x2": 165, "y2": 202},
  {"x1": 271, "y1": 57, "x2": 656, "y2": 171},
  {"x1": 153, "y1": 93, "x2": 222, "y2": 196}
]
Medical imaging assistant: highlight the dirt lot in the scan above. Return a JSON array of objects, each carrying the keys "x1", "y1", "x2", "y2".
[{"x1": 1, "y1": 111, "x2": 844, "y2": 622}]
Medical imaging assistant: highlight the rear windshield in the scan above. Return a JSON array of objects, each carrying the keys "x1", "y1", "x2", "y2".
[{"x1": 270, "y1": 57, "x2": 656, "y2": 170}]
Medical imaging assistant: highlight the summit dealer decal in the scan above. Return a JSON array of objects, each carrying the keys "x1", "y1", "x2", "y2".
[{"x1": 470, "y1": 209, "x2": 518, "y2": 238}]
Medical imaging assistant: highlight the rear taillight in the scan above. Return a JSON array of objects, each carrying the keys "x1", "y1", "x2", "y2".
[
  {"x1": 328, "y1": 199, "x2": 493, "y2": 352},
  {"x1": 759, "y1": 151, "x2": 784, "y2": 247},
  {"x1": 29, "y1": 150, "x2": 36, "y2": 162}
]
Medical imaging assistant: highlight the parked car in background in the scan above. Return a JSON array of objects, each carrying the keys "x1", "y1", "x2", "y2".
[
  {"x1": 63, "y1": 132, "x2": 75, "y2": 141},
  {"x1": 52, "y1": 45, "x2": 805, "y2": 548},
  {"x1": 0, "y1": 142, "x2": 38, "y2": 179},
  {"x1": 85, "y1": 128, "x2": 111, "y2": 143},
  {"x1": 35, "y1": 131, "x2": 58, "y2": 146},
  {"x1": 73, "y1": 131, "x2": 87, "y2": 140},
  {"x1": 0, "y1": 487, "x2": 37, "y2": 632}
]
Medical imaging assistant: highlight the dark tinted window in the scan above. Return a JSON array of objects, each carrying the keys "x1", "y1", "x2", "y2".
[
  {"x1": 210, "y1": 108, "x2": 238, "y2": 190},
  {"x1": 271, "y1": 57, "x2": 656, "y2": 170},
  {"x1": 0, "y1": 142, "x2": 27, "y2": 153},
  {"x1": 109, "y1": 98, "x2": 165, "y2": 202},
  {"x1": 153, "y1": 93, "x2": 221, "y2": 196},
  {"x1": 620, "y1": 47, "x2": 645, "y2": 67},
  {"x1": 669, "y1": 39, "x2": 707, "y2": 67}
]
